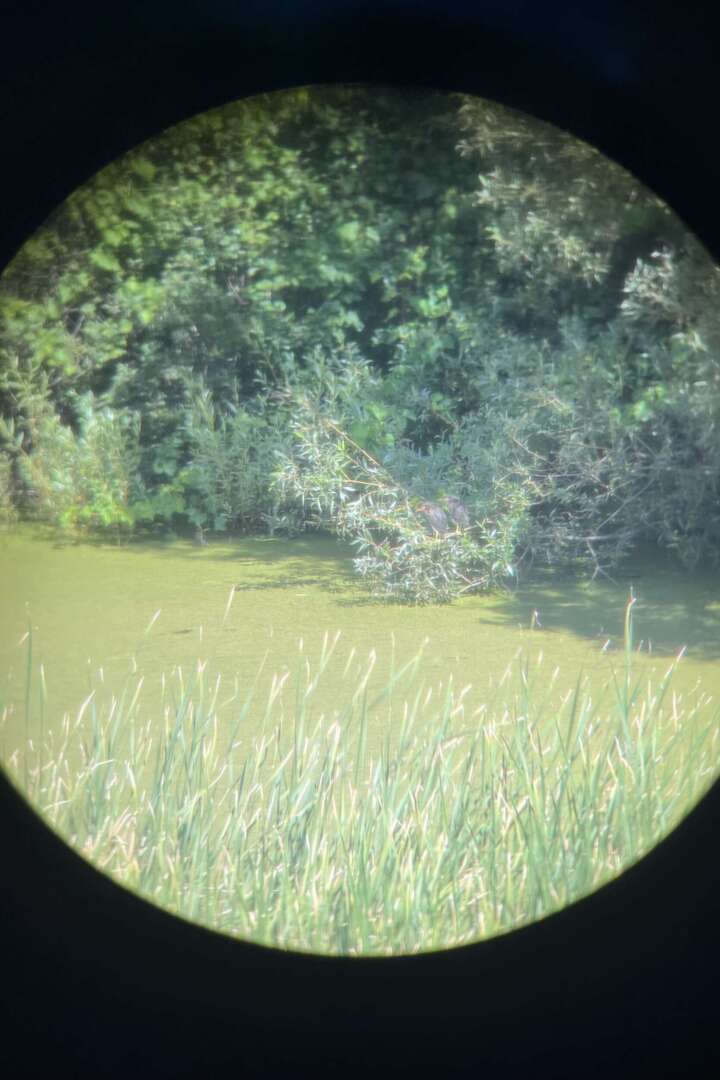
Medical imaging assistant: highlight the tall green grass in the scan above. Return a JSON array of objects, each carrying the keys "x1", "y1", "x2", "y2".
[{"x1": 2, "y1": 596, "x2": 718, "y2": 956}]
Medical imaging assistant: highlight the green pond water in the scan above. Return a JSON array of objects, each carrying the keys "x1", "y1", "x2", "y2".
[{"x1": 2, "y1": 523, "x2": 720, "y2": 779}]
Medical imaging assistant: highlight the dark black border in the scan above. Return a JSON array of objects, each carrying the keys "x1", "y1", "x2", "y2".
[{"x1": 2, "y1": 4, "x2": 718, "y2": 1076}]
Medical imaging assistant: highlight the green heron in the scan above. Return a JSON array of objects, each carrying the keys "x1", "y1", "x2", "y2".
[
  {"x1": 418, "y1": 501, "x2": 449, "y2": 534},
  {"x1": 445, "y1": 495, "x2": 470, "y2": 528}
]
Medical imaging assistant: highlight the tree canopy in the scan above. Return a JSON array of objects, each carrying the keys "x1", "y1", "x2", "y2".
[{"x1": 1, "y1": 85, "x2": 718, "y2": 599}]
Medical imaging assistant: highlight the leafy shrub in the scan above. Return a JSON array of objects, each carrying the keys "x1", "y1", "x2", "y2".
[
  {"x1": 180, "y1": 380, "x2": 305, "y2": 536},
  {"x1": 0, "y1": 451, "x2": 17, "y2": 525},
  {"x1": 274, "y1": 393, "x2": 523, "y2": 603},
  {"x1": 7, "y1": 393, "x2": 141, "y2": 537}
]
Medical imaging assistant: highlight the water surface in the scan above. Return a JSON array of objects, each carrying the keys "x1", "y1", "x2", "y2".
[{"x1": 2, "y1": 525, "x2": 719, "y2": 770}]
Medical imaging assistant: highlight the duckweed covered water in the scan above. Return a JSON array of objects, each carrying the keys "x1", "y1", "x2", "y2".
[
  {"x1": 2, "y1": 524, "x2": 719, "y2": 770},
  {"x1": 2, "y1": 525, "x2": 719, "y2": 954}
]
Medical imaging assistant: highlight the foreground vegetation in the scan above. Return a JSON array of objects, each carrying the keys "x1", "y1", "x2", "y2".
[
  {"x1": 2, "y1": 86, "x2": 719, "y2": 601},
  {"x1": 3, "y1": 597, "x2": 717, "y2": 956}
]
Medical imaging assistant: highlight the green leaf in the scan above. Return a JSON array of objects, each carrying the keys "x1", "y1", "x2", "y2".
[
  {"x1": 337, "y1": 221, "x2": 361, "y2": 245},
  {"x1": 89, "y1": 249, "x2": 122, "y2": 273},
  {"x1": 130, "y1": 158, "x2": 157, "y2": 181},
  {"x1": 631, "y1": 399, "x2": 653, "y2": 422},
  {"x1": 103, "y1": 228, "x2": 125, "y2": 247}
]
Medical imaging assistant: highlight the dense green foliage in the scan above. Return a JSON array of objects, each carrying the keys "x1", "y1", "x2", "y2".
[{"x1": 2, "y1": 86, "x2": 719, "y2": 599}]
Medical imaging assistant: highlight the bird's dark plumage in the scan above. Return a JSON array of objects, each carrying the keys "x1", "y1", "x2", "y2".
[
  {"x1": 418, "y1": 501, "x2": 449, "y2": 534},
  {"x1": 445, "y1": 496, "x2": 470, "y2": 528}
]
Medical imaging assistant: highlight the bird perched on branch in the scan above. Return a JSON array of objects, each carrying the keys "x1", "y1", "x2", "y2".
[
  {"x1": 418, "y1": 501, "x2": 449, "y2": 535},
  {"x1": 444, "y1": 495, "x2": 470, "y2": 528}
]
